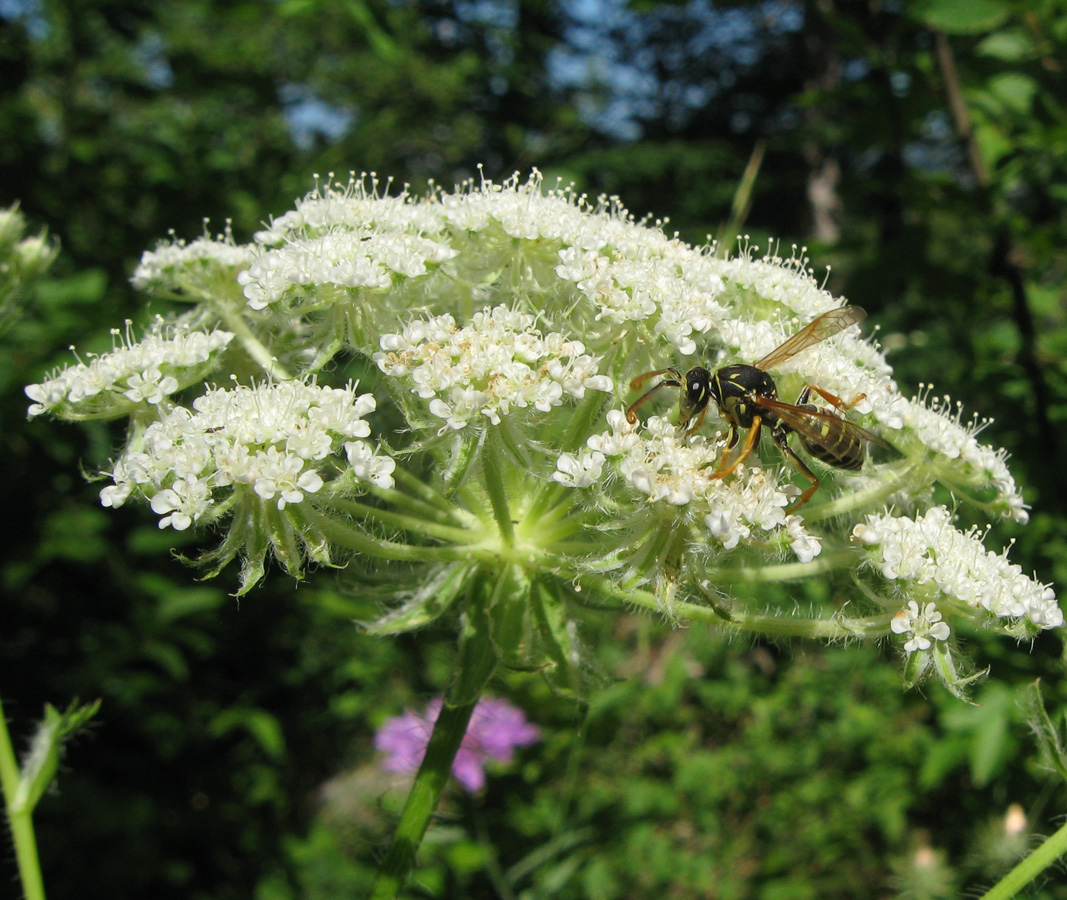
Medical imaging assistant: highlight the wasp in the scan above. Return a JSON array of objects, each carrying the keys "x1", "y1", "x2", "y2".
[{"x1": 625, "y1": 306, "x2": 884, "y2": 512}]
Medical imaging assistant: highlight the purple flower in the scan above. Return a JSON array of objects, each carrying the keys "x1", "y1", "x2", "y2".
[{"x1": 375, "y1": 696, "x2": 541, "y2": 792}]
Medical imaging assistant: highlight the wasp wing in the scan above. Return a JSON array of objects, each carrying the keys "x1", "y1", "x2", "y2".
[
  {"x1": 754, "y1": 307, "x2": 866, "y2": 372},
  {"x1": 753, "y1": 394, "x2": 888, "y2": 453}
]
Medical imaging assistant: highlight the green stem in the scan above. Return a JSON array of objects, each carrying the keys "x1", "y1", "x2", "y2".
[
  {"x1": 584, "y1": 575, "x2": 893, "y2": 639},
  {"x1": 217, "y1": 306, "x2": 292, "y2": 380},
  {"x1": 0, "y1": 697, "x2": 46, "y2": 900},
  {"x1": 391, "y1": 465, "x2": 464, "y2": 519},
  {"x1": 370, "y1": 699, "x2": 479, "y2": 900},
  {"x1": 304, "y1": 507, "x2": 480, "y2": 563},
  {"x1": 978, "y1": 817, "x2": 1067, "y2": 900},
  {"x1": 801, "y1": 461, "x2": 929, "y2": 524},
  {"x1": 371, "y1": 598, "x2": 499, "y2": 900},
  {"x1": 328, "y1": 497, "x2": 477, "y2": 545},
  {"x1": 364, "y1": 480, "x2": 470, "y2": 528},
  {"x1": 706, "y1": 550, "x2": 855, "y2": 583},
  {"x1": 481, "y1": 427, "x2": 514, "y2": 546}
]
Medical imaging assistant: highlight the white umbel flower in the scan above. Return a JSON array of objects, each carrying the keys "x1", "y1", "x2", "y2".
[{"x1": 29, "y1": 169, "x2": 1059, "y2": 678}]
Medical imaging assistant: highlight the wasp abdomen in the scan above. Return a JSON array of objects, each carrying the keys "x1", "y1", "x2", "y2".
[
  {"x1": 799, "y1": 431, "x2": 865, "y2": 470},
  {"x1": 790, "y1": 404, "x2": 865, "y2": 470}
]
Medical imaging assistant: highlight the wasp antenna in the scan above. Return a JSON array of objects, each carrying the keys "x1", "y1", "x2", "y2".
[{"x1": 629, "y1": 367, "x2": 679, "y2": 392}]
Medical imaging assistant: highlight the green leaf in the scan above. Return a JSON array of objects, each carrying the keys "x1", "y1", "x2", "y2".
[
  {"x1": 913, "y1": 0, "x2": 1010, "y2": 33},
  {"x1": 976, "y1": 30, "x2": 1035, "y2": 60},
  {"x1": 967, "y1": 690, "x2": 1014, "y2": 785},
  {"x1": 209, "y1": 707, "x2": 286, "y2": 760},
  {"x1": 1022, "y1": 680, "x2": 1067, "y2": 784},
  {"x1": 362, "y1": 563, "x2": 471, "y2": 635},
  {"x1": 153, "y1": 584, "x2": 228, "y2": 623},
  {"x1": 987, "y1": 72, "x2": 1039, "y2": 114},
  {"x1": 15, "y1": 700, "x2": 101, "y2": 812}
]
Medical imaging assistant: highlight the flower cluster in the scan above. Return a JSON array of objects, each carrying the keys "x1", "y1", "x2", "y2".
[
  {"x1": 132, "y1": 230, "x2": 257, "y2": 296},
  {"x1": 238, "y1": 230, "x2": 458, "y2": 311},
  {"x1": 25, "y1": 170, "x2": 1059, "y2": 693},
  {"x1": 0, "y1": 202, "x2": 58, "y2": 336},
  {"x1": 375, "y1": 305, "x2": 613, "y2": 430},
  {"x1": 854, "y1": 508, "x2": 1061, "y2": 632},
  {"x1": 101, "y1": 380, "x2": 392, "y2": 529},
  {"x1": 26, "y1": 321, "x2": 235, "y2": 420},
  {"x1": 375, "y1": 696, "x2": 541, "y2": 793},
  {"x1": 557, "y1": 410, "x2": 821, "y2": 563}
]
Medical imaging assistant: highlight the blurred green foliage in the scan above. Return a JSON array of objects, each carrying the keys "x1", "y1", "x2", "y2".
[{"x1": 2, "y1": 0, "x2": 1067, "y2": 897}]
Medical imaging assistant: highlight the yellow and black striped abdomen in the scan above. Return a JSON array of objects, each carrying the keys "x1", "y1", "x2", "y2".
[{"x1": 795, "y1": 413, "x2": 865, "y2": 470}]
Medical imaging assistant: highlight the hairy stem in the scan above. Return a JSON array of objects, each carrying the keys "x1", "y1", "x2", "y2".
[
  {"x1": 978, "y1": 817, "x2": 1067, "y2": 900},
  {"x1": 0, "y1": 697, "x2": 46, "y2": 900}
]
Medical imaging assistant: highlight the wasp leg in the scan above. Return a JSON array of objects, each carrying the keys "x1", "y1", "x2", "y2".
[
  {"x1": 709, "y1": 417, "x2": 762, "y2": 481},
  {"x1": 701, "y1": 425, "x2": 737, "y2": 472},
  {"x1": 797, "y1": 385, "x2": 866, "y2": 411},
  {"x1": 773, "y1": 431, "x2": 821, "y2": 513},
  {"x1": 626, "y1": 368, "x2": 682, "y2": 424},
  {"x1": 683, "y1": 405, "x2": 707, "y2": 435}
]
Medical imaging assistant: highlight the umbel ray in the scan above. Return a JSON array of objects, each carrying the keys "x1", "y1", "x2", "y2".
[{"x1": 626, "y1": 306, "x2": 887, "y2": 513}]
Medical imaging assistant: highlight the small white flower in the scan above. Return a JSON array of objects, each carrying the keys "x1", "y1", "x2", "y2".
[
  {"x1": 99, "y1": 482, "x2": 133, "y2": 509},
  {"x1": 553, "y1": 450, "x2": 606, "y2": 488},
  {"x1": 122, "y1": 368, "x2": 180, "y2": 405},
  {"x1": 149, "y1": 477, "x2": 212, "y2": 531},
  {"x1": 345, "y1": 440, "x2": 397, "y2": 489},
  {"x1": 248, "y1": 446, "x2": 323, "y2": 508},
  {"x1": 891, "y1": 600, "x2": 951, "y2": 653},
  {"x1": 786, "y1": 515, "x2": 822, "y2": 564}
]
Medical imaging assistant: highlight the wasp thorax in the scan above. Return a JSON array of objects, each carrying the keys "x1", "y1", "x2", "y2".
[{"x1": 711, "y1": 364, "x2": 778, "y2": 428}]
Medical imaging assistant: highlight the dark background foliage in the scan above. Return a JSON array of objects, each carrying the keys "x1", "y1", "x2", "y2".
[{"x1": 2, "y1": 0, "x2": 1066, "y2": 897}]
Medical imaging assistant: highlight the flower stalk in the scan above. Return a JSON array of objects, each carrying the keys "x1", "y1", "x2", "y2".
[
  {"x1": 0, "y1": 697, "x2": 100, "y2": 900},
  {"x1": 978, "y1": 818, "x2": 1067, "y2": 900},
  {"x1": 369, "y1": 696, "x2": 481, "y2": 900},
  {"x1": 0, "y1": 698, "x2": 46, "y2": 900}
]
